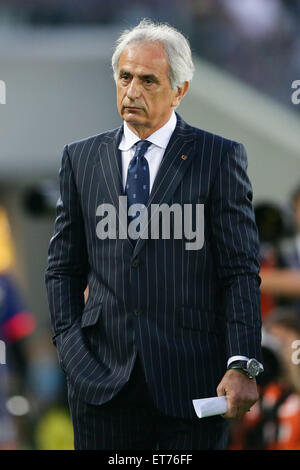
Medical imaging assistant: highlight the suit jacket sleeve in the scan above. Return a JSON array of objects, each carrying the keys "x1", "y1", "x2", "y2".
[
  {"x1": 210, "y1": 141, "x2": 262, "y2": 362},
  {"x1": 45, "y1": 145, "x2": 89, "y2": 344}
]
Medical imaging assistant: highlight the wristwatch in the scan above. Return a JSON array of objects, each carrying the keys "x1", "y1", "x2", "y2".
[{"x1": 227, "y1": 358, "x2": 264, "y2": 379}]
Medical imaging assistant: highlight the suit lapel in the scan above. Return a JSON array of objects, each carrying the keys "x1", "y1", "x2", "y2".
[
  {"x1": 94, "y1": 124, "x2": 136, "y2": 249},
  {"x1": 133, "y1": 114, "x2": 197, "y2": 257},
  {"x1": 94, "y1": 125, "x2": 124, "y2": 208}
]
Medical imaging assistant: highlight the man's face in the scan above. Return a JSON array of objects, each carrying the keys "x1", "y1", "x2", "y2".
[{"x1": 116, "y1": 41, "x2": 188, "y2": 138}]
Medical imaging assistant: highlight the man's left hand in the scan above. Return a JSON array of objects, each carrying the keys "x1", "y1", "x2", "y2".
[{"x1": 216, "y1": 369, "x2": 259, "y2": 419}]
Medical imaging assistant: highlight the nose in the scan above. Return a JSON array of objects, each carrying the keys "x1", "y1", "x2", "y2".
[{"x1": 126, "y1": 77, "x2": 141, "y2": 100}]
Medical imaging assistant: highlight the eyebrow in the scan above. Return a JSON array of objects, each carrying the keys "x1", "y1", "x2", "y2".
[{"x1": 119, "y1": 70, "x2": 159, "y2": 83}]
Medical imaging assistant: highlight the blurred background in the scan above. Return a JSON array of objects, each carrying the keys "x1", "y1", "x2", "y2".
[{"x1": 0, "y1": 0, "x2": 300, "y2": 450}]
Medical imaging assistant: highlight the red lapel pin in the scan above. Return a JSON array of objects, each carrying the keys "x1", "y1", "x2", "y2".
[{"x1": 181, "y1": 155, "x2": 188, "y2": 160}]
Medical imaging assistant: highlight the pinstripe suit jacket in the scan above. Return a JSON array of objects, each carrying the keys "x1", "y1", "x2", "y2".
[{"x1": 45, "y1": 113, "x2": 262, "y2": 419}]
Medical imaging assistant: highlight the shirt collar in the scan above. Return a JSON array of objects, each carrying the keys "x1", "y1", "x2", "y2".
[{"x1": 118, "y1": 111, "x2": 177, "y2": 151}]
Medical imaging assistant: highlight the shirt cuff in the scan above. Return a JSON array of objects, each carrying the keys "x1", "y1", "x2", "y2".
[
  {"x1": 227, "y1": 355, "x2": 264, "y2": 370},
  {"x1": 227, "y1": 355, "x2": 249, "y2": 367}
]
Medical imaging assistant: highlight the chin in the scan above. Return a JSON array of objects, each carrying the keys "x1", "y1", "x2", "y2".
[
  {"x1": 122, "y1": 107, "x2": 144, "y2": 118},
  {"x1": 123, "y1": 115, "x2": 144, "y2": 126}
]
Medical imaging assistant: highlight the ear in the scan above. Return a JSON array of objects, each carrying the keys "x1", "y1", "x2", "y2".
[{"x1": 171, "y1": 81, "x2": 189, "y2": 107}]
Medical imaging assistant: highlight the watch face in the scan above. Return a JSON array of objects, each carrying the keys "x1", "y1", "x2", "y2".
[{"x1": 247, "y1": 359, "x2": 260, "y2": 377}]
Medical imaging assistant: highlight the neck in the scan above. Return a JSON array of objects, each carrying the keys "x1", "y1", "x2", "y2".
[
  {"x1": 126, "y1": 124, "x2": 152, "y2": 140},
  {"x1": 126, "y1": 112, "x2": 174, "y2": 140}
]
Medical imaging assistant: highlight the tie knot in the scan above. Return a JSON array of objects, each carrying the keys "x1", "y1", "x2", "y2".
[{"x1": 134, "y1": 140, "x2": 151, "y2": 159}]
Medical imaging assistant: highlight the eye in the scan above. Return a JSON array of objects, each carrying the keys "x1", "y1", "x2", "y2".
[
  {"x1": 120, "y1": 73, "x2": 130, "y2": 82},
  {"x1": 144, "y1": 78, "x2": 153, "y2": 85}
]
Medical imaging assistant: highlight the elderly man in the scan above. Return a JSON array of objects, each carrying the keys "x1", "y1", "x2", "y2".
[{"x1": 45, "y1": 19, "x2": 263, "y2": 450}]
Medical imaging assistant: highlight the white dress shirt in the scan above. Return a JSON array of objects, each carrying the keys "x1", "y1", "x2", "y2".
[
  {"x1": 119, "y1": 111, "x2": 177, "y2": 193},
  {"x1": 119, "y1": 111, "x2": 259, "y2": 370}
]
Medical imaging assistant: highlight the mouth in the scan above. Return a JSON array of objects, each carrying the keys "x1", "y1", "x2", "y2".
[{"x1": 124, "y1": 106, "x2": 143, "y2": 111}]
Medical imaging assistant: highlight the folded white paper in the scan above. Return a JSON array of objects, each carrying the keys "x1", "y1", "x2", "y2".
[{"x1": 192, "y1": 396, "x2": 228, "y2": 418}]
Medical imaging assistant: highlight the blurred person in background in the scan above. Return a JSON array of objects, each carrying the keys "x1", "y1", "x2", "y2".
[
  {"x1": 0, "y1": 206, "x2": 35, "y2": 448},
  {"x1": 254, "y1": 202, "x2": 289, "y2": 322},
  {"x1": 259, "y1": 187, "x2": 300, "y2": 316},
  {"x1": 0, "y1": 272, "x2": 35, "y2": 396},
  {"x1": 0, "y1": 205, "x2": 72, "y2": 449},
  {"x1": 230, "y1": 309, "x2": 300, "y2": 450},
  {"x1": 277, "y1": 184, "x2": 300, "y2": 314}
]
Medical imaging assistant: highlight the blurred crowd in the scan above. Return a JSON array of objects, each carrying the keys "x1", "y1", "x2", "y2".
[
  {"x1": 0, "y1": 0, "x2": 299, "y2": 111},
  {"x1": 229, "y1": 184, "x2": 300, "y2": 450},
  {"x1": 0, "y1": 207, "x2": 73, "y2": 449}
]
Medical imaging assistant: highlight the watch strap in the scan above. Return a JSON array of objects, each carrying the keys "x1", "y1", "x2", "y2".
[{"x1": 227, "y1": 360, "x2": 249, "y2": 375}]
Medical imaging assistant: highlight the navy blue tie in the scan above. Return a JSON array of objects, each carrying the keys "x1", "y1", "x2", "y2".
[{"x1": 125, "y1": 140, "x2": 151, "y2": 241}]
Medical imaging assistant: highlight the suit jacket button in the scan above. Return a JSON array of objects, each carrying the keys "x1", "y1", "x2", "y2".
[
  {"x1": 132, "y1": 258, "x2": 140, "y2": 268},
  {"x1": 133, "y1": 308, "x2": 142, "y2": 316}
]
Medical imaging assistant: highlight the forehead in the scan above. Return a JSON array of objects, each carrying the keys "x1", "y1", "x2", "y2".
[{"x1": 118, "y1": 42, "x2": 170, "y2": 78}]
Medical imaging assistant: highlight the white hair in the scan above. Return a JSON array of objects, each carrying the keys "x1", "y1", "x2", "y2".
[{"x1": 111, "y1": 19, "x2": 194, "y2": 90}]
